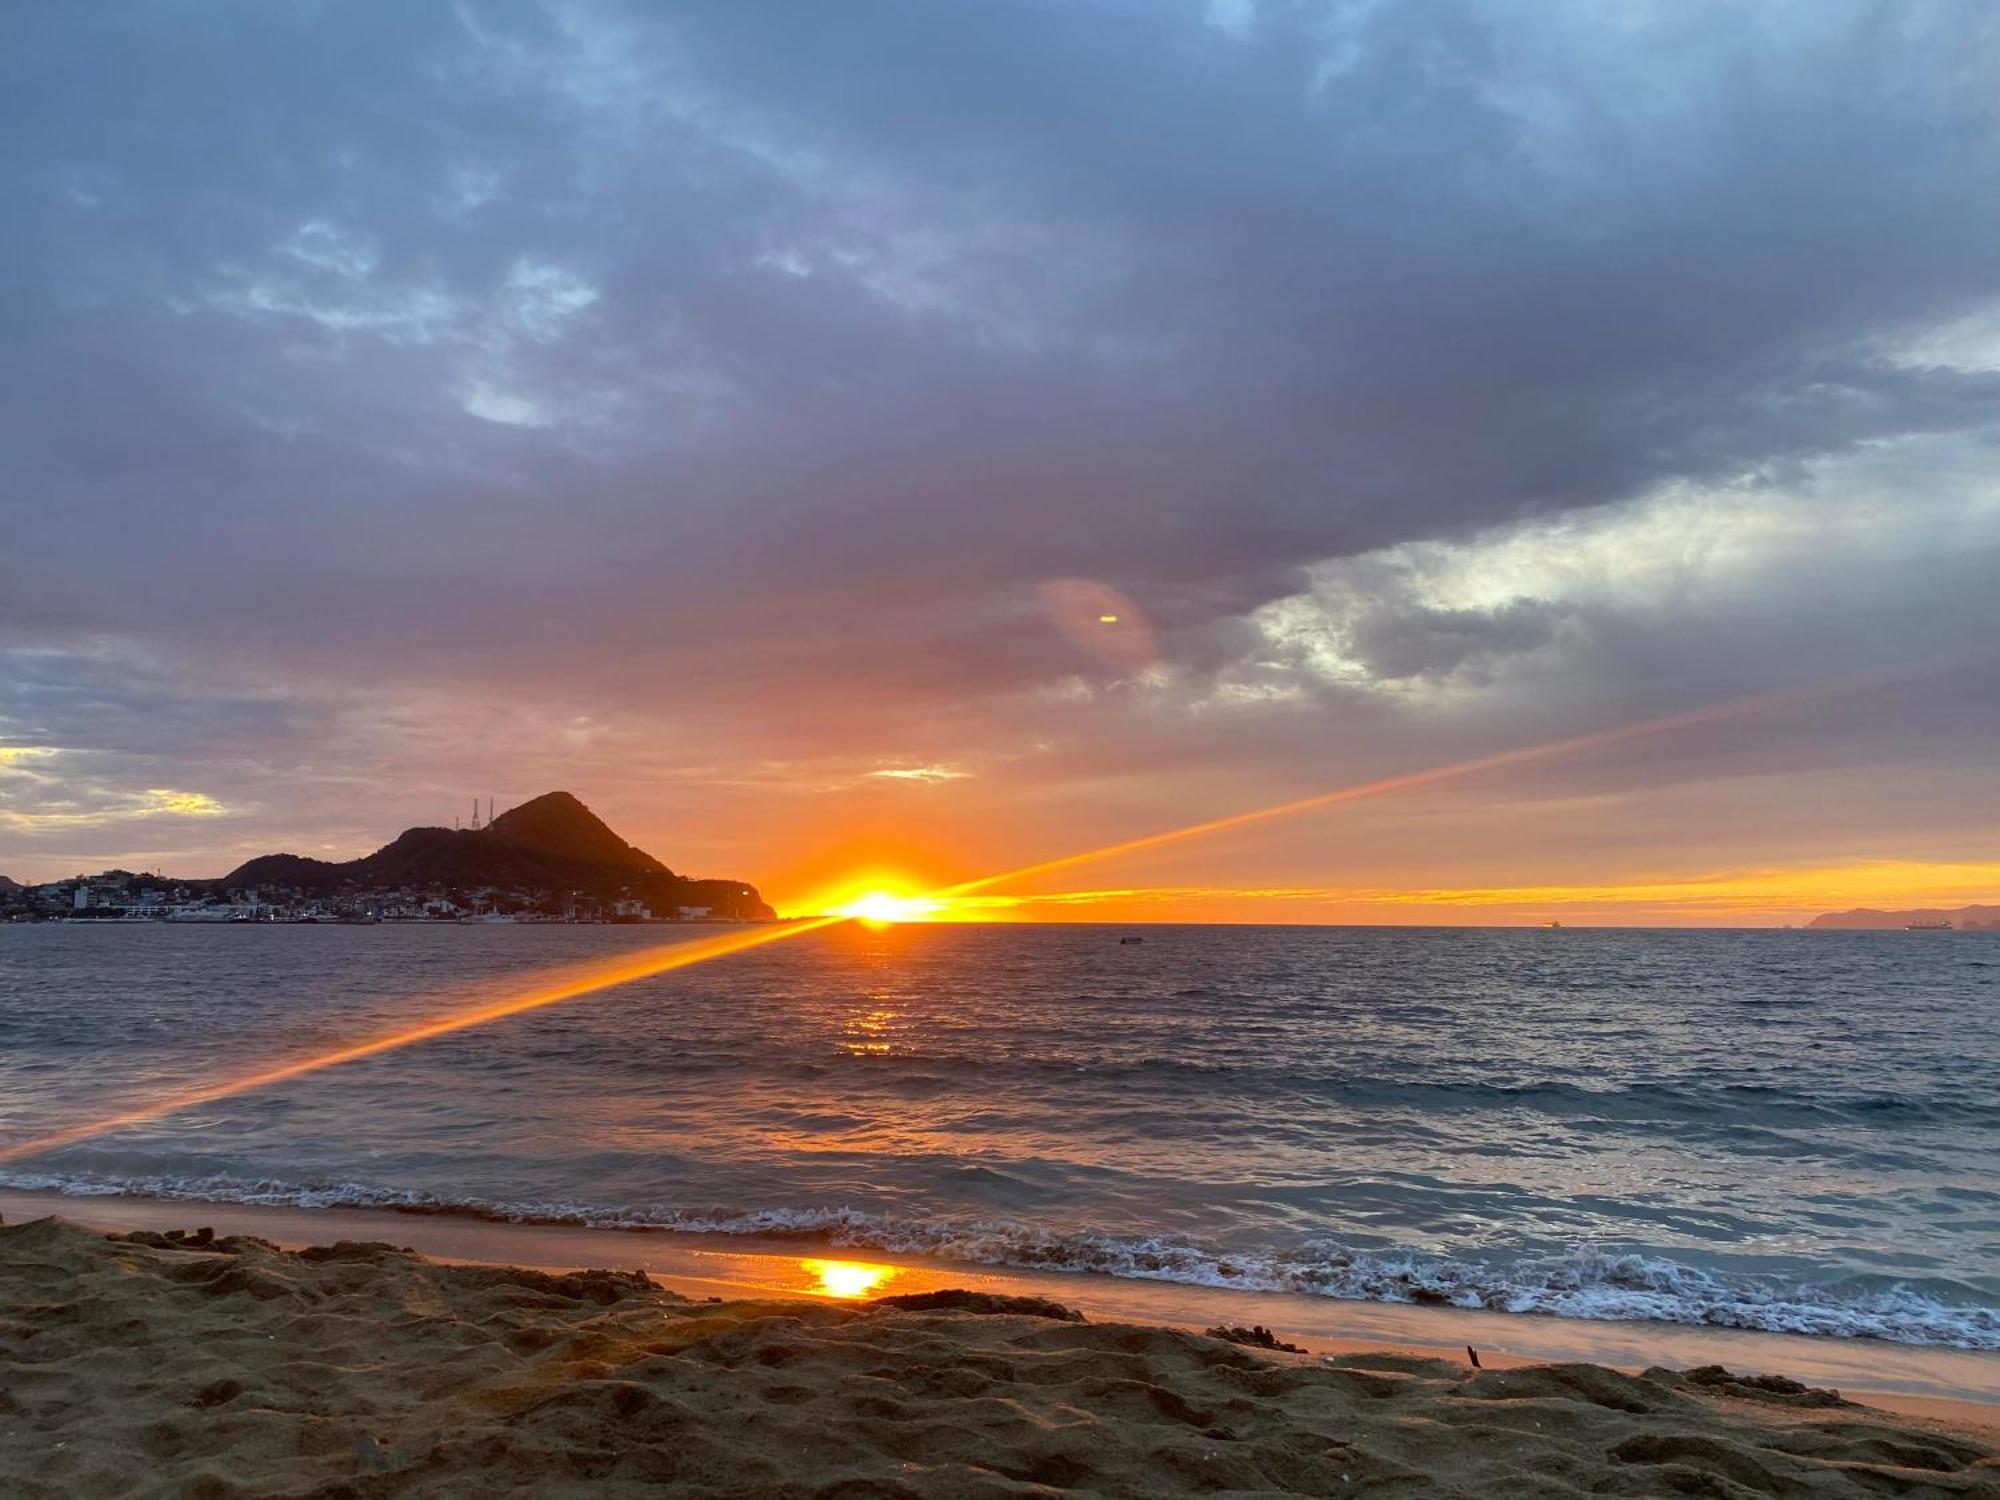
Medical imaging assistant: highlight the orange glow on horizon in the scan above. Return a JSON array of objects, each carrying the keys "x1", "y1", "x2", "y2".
[
  {"x1": 931, "y1": 856, "x2": 2000, "y2": 924},
  {"x1": 1353, "y1": 858, "x2": 2000, "y2": 914},
  {"x1": 802, "y1": 1258, "x2": 897, "y2": 1298}
]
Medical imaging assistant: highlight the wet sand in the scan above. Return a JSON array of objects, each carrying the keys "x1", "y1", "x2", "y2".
[{"x1": 3, "y1": 1203, "x2": 1997, "y2": 1496}]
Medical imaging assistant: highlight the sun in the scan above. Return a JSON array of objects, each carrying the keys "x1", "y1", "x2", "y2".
[{"x1": 831, "y1": 889, "x2": 944, "y2": 925}]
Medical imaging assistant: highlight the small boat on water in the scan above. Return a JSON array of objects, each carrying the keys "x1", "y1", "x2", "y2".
[
  {"x1": 1905, "y1": 921, "x2": 1953, "y2": 930},
  {"x1": 1118, "y1": 936, "x2": 1144, "y2": 945}
]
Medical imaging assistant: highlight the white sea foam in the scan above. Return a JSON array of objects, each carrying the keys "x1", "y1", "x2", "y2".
[{"x1": 5, "y1": 1168, "x2": 1995, "y2": 1351}]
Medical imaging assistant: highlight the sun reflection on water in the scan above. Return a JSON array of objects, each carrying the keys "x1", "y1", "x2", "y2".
[
  {"x1": 840, "y1": 1007, "x2": 898, "y2": 1057},
  {"x1": 802, "y1": 1258, "x2": 896, "y2": 1298}
]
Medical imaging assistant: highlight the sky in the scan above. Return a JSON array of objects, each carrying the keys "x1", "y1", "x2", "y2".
[{"x1": 4, "y1": 0, "x2": 2000, "y2": 924}]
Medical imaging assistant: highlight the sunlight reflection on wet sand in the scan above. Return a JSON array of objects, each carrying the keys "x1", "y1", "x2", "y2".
[{"x1": 801, "y1": 1258, "x2": 898, "y2": 1298}]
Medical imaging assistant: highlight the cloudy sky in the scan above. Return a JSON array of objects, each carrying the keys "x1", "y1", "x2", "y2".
[{"x1": 4, "y1": 0, "x2": 1999, "y2": 922}]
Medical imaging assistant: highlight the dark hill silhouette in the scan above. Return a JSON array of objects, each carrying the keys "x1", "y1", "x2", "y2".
[
  {"x1": 221, "y1": 792, "x2": 772, "y2": 919},
  {"x1": 484, "y1": 791, "x2": 666, "y2": 872},
  {"x1": 0, "y1": 874, "x2": 18, "y2": 891}
]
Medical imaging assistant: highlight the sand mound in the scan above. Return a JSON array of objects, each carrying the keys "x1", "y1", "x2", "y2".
[{"x1": 2, "y1": 1217, "x2": 1994, "y2": 1497}]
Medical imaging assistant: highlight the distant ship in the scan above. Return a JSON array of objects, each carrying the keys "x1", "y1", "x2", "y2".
[{"x1": 1905, "y1": 920, "x2": 1953, "y2": 931}]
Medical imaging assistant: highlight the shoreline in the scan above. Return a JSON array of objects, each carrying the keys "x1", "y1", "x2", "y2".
[
  {"x1": 4, "y1": 1178, "x2": 1990, "y2": 1354},
  {"x1": 6, "y1": 1185, "x2": 1996, "y2": 1434}
]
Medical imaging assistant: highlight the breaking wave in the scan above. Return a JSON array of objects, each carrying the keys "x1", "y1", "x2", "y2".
[{"x1": 6, "y1": 1167, "x2": 1995, "y2": 1351}]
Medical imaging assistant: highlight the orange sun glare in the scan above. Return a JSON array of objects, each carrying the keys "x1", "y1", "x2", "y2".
[{"x1": 829, "y1": 889, "x2": 943, "y2": 925}]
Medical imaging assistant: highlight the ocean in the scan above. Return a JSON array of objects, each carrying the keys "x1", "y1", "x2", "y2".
[{"x1": 2, "y1": 921, "x2": 1995, "y2": 1349}]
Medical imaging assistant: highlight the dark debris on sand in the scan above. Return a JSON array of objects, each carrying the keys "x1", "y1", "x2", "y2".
[
  {"x1": 1206, "y1": 1323, "x2": 1309, "y2": 1354},
  {"x1": 872, "y1": 1287, "x2": 1087, "y2": 1322},
  {"x1": 1649, "y1": 1362, "x2": 1856, "y2": 1408},
  {"x1": 110, "y1": 1226, "x2": 280, "y2": 1255}
]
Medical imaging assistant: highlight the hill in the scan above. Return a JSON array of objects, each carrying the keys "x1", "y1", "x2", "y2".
[
  {"x1": 484, "y1": 791, "x2": 666, "y2": 873},
  {"x1": 220, "y1": 792, "x2": 773, "y2": 919},
  {"x1": 1806, "y1": 904, "x2": 2000, "y2": 931}
]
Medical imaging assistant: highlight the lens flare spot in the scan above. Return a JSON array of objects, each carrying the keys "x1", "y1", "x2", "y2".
[
  {"x1": 803, "y1": 1259, "x2": 895, "y2": 1298},
  {"x1": 1040, "y1": 578, "x2": 1158, "y2": 671}
]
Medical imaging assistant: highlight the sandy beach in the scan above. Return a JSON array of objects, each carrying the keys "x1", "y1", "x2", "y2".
[{"x1": 5, "y1": 1213, "x2": 1996, "y2": 1499}]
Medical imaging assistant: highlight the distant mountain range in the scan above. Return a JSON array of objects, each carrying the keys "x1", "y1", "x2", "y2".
[
  {"x1": 221, "y1": 791, "x2": 773, "y2": 919},
  {"x1": 1806, "y1": 904, "x2": 2000, "y2": 931}
]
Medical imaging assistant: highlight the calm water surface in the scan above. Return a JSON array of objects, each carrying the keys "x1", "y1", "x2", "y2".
[{"x1": 2, "y1": 923, "x2": 1995, "y2": 1347}]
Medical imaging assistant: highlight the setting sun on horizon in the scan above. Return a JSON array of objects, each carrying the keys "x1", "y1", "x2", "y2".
[{"x1": 828, "y1": 888, "x2": 949, "y2": 925}]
